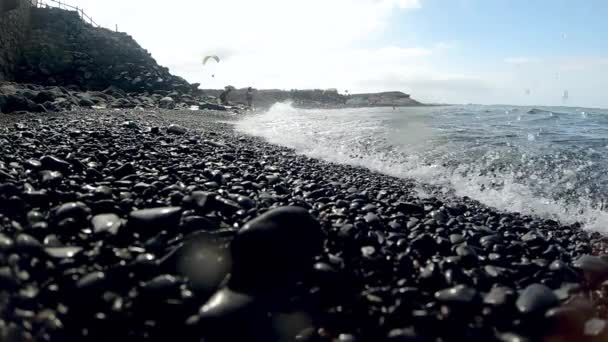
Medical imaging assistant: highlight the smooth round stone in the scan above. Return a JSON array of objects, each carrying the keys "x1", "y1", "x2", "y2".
[
  {"x1": 449, "y1": 234, "x2": 464, "y2": 244},
  {"x1": 43, "y1": 235, "x2": 62, "y2": 247},
  {"x1": 140, "y1": 274, "x2": 181, "y2": 295},
  {"x1": 196, "y1": 286, "x2": 273, "y2": 341},
  {"x1": 113, "y1": 163, "x2": 136, "y2": 178},
  {"x1": 496, "y1": 332, "x2": 530, "y2": 342},
  {"x1": 25, "y1": 159, "x2": 42, "y2": 169},
  {"x1": 76, "y1": 271, "x2": 106, "y2": 290},
  {"x1": 431, "y1": 210, "x2": 447, "y2": 224},
  {"x1": 236, "y1": 195, "x2": 255, "y2": 209},
  {"x1": 0, "y1": 234, "x2": 14, "y2": 252},
  {"x1": 45, "y1": 246, "x2": 83, "y2": 259},
  {"x1": 361, "y1": 246, "x2": 376, "y2": 258},
  {"x1": 435, "y1": 285, "x2": 479, "y2": 304},
  {"x1": 40, "y1": 155, "x2": 70, "y2": 171},
  {"x1": 129, "y1": 207, "x2": 182, "y2": 233},
  {"x1": 0, "y1": 183, "x2": 19, "y2": 196},
  {"x1": 484, "y1": 286, "x2": 515, "y2": 306},
  {"x1": 229, "y1": 206, "x2": 323, "y2": 293},
  {"x1": 26, "y1": 210, "x2": 45, "y2": 225},
  {"x1": 15, "y1": 234, "x2": 43, "y2": 252},
  {"x1": 364, "y1": 212, "x2": 380, "y2": 224},
  {"x1": 182, "y1": 191, "x2": 212, "y2": 212},
  {"x1": 572, "y1": 255, "x2": 608, "y2": 285},
  {"x1": 167, "y1": 124, "x2": 187, "y2": 134},
  {"x1": 199, "y1": 286, "x2": 256, "y2": 319},
  {"x1": 361, "y1": 204, "x2": 377, "y2": 212},
  {"x1": 55, "y1": 202, "x2": 91, "y2": 222},
  {"x1": 516, "y1": 283, "x2": 559, "y2": 315},
  {"x1": 40, "y1": 170, "x2": 63, "y2": 184},
  {"x1": 93, "y1": 185, "x2": 113, "y2": 198},
  {"x1": 91, "y1": 213, "x2": 122, "y2": 235}
]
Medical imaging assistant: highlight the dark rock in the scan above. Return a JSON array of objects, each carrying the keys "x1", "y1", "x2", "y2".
[
  {"x1": 113, "y1": 163, "x2": 136, "y2": 178},
  {"x1": 2, "y1": 94, "x2": 29, "y2": 113},
  {"x1": 195, "y1": 287, "x2": 271, "y2": 341},
  {"x1": 229, "y1": 206, "x2": 323, "y2": 293},
  {"x1": 199, "y1": 102, "x2": 227, "y2": 111},
  {"x1": 167, "y1": 124, "x2": 186, "y2": 134},
  {"x1": 55, "y1": 202, "x2": 91, "y2": 223},
  {"x1": 129, "y1": 207, "x2": 182, "y2": 234},
  {"x1": 435, "y1": 285, "x2": 479, "y2": 304},
  {"x1": 516, "y1": 284, "x2": 559, "y2": 315},
  {"x1": 484, "y1": 286, "x2": 515, "y2": 306},
  {"x1": 91, "y1": 213, "x2": 122, "y2": 235},
  {"x1": 40, "y1": 155, "x2": 70, "y2": 172},
  {"x1": 572, "y1": 255, "x2": 608, "y2": 285},
  {"x1": 159, "y1": 97, "x2": 175, "y2": 109},
  {"x1": 45, "y1": 246, "x2": 83, "y2": 259}
]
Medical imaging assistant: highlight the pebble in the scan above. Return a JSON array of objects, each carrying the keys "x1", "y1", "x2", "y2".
[
  {"x1": 128, "y1": 206, "x2": 182, "y2": 233},
  {"x1": 572, "y1": 255, "x2": 608, "y2": 285},
  {"x1": 516, "y1": 284, "x2": 559, "y2": 315},
  {"x1": 435, "y1": 284, "x2": 479, "y2": 304},
  {"x1": 91, "y1": 213, "x2": 122, "y2": 235},
  {"x1": 229, "y1": 206, "x2": 322, "y2": 293}
]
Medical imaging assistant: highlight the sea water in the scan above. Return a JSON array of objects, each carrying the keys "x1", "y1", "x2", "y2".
[{"x1": 236, "y1": 102, "x2": 608, "y2": 231}]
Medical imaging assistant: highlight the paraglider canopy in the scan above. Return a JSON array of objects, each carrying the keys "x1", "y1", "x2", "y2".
[{"x1": 203, "y1": 55, "x2": 220, "y2": 65}]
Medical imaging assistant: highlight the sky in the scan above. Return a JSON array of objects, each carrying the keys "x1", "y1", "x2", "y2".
[{"x1": 71, "y1": 0, "x2": 608, "y2": 107}]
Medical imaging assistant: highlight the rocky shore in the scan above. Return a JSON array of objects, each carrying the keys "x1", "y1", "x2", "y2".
[
  {"x1": 0, "y1": 82, "x2": 241, "y2": 115},
  {"x1": 1, "y1": 108, "x2": 608, "y2": 342}
]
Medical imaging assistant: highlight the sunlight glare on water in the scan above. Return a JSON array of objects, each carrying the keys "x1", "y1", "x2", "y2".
[{"x1": 237, "y1": 102, "x2": 608, "y2": 231}]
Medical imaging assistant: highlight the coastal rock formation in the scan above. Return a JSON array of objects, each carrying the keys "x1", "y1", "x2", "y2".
[
  {"x1": 15, "y1": 7, "x2": 198, "y2": 94},
  {"x1": 0, "y1": 0, "x2": 31, "y2": 81},
  {"x1": 202, "y1": 88, "x2": 424, "y2": 109},
  {"x1": 0, "y1": 82, "x2": 239, "y2": 114},
  {"x1": 345, "y1": 91, "x2": 422, "y2": 107}
]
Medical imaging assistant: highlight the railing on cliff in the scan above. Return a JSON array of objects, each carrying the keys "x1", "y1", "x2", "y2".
[{"x1": 31, "y1": 0, "x2": 114, "y2": 30}]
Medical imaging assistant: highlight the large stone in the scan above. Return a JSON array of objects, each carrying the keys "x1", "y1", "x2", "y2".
[
  {"x1": 229, "y1": 206, "x2": 323, "y2": 293},
  {"x1": 516, "y1": 284, "x2": 559, "y2": 315},
  {"x1": 91, "y1": 213, "x2": 122, "y2": 235},
  {"x1": 167, "y1": 124, "x2": 186, "y2": 135},
  {"x1": 572, "y1": 255, "x2": 608, "y2": 285},
  {"x1": 129, "y1": 206, "x2": 182, "y2": 234},
  {"x1": 2, "y1": 94, "x2": 28, "y2": 113},
  {"x1": 159, "y1": 97, "x2": 175, "y2": 109}
]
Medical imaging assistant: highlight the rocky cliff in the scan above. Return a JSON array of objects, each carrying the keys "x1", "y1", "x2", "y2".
[
  {"x1": 0, "y1": 0, "x2": 31, "y2": 81},
  {"x1": 14, "y1": 7, "x2": 198, "y2": 94}
]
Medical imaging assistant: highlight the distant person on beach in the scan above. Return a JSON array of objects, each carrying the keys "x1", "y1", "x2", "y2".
[
  {"x1": 219, "y1": 87, "x2": 232, "y2": 105},
  {"x1": 246, "y1": 87, "x2": 254, "y2": 108}
]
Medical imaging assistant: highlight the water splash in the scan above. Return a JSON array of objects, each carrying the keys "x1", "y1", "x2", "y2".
[{"x1": 236, "y1": 102, "x2": 608, "y2": 231}]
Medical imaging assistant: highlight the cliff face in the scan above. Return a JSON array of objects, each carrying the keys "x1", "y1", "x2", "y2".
[
  {"x1": 14, "y1": 7, "x2": 197, "y2": 93},
  {"x1": 0, "y1": 0, "x2": 31, "y2": 81}
]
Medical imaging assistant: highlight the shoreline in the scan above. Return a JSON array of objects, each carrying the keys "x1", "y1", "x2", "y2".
[{"x1": 1, "y1": 108, "x2": 608, "y2": 341}]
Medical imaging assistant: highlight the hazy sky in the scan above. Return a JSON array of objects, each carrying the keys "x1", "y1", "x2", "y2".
[{"x1": 71, "y1": 0, "x2": 608, "y2": 107}]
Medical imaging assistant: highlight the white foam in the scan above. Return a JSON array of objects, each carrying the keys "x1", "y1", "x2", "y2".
[{"x1": 236, "y1": 102, "x2": 608, "y2": 232}]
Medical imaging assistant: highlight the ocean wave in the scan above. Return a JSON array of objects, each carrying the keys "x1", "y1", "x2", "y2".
[{"x1": 236, "y1": 102, "x2": 608, "y2": 231}]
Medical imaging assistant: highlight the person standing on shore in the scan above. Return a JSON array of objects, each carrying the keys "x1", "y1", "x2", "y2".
[
  {"x1": 219, "y1": 86, "x2": 233, "y2": 105},
  {"x1": 246, "y1": 87, "x2": 254, "y2": 109}
]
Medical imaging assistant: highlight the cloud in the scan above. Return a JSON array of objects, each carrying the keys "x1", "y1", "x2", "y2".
[{"x1": 71, "y1": 0, "x2": 427, "y2": 91}]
